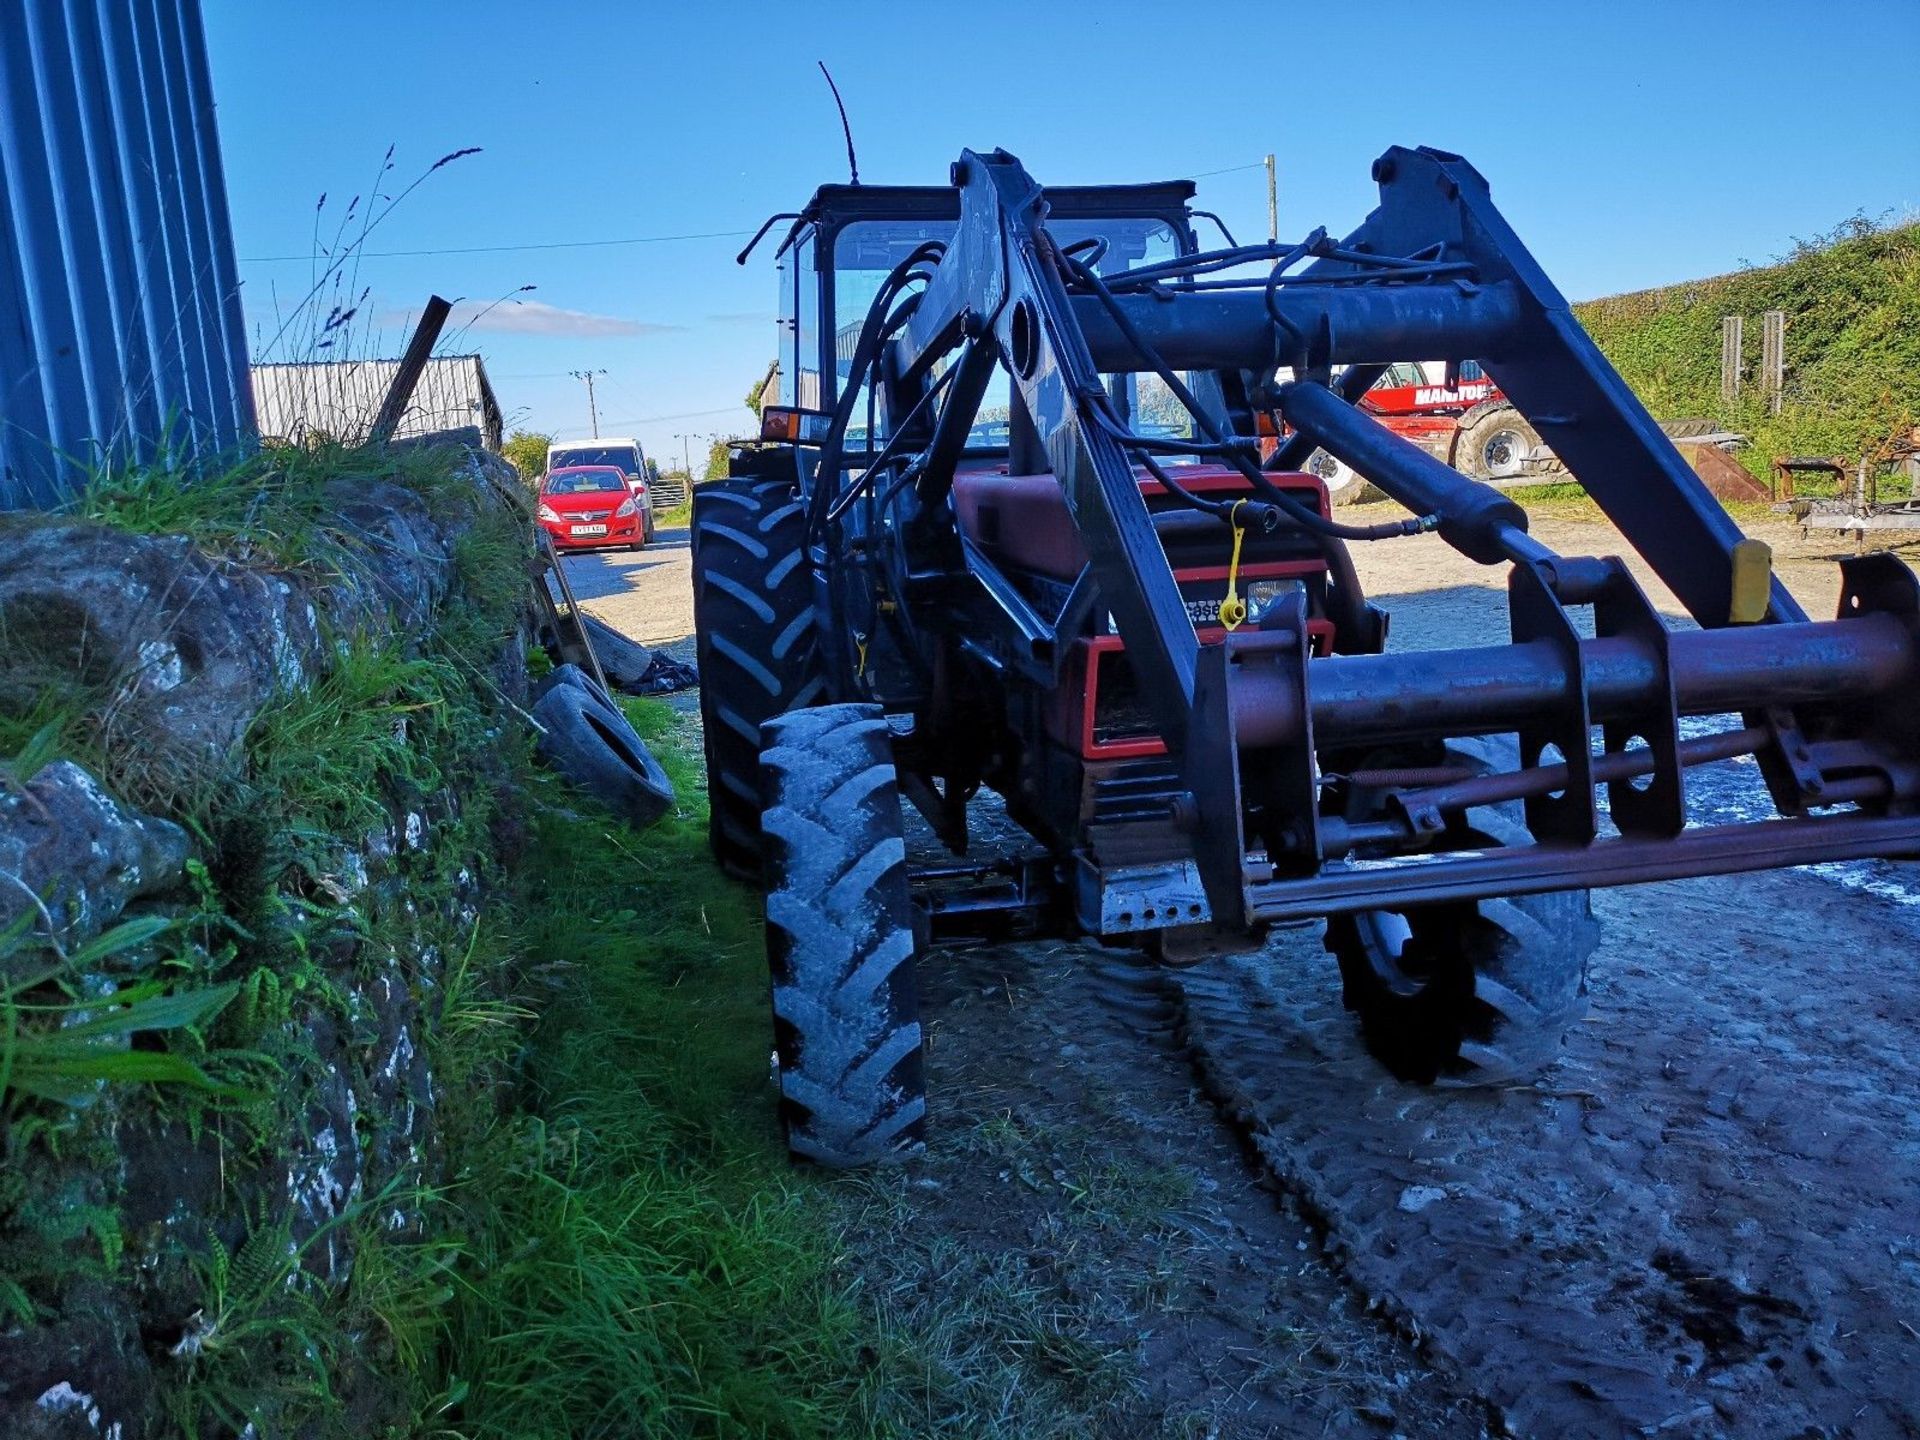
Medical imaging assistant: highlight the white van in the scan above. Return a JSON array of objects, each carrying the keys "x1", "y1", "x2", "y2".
[{"x1": 546, "y1": 437, "x2": 655, "y2": 539}]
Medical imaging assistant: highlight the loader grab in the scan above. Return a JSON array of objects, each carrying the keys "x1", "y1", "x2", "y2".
[{"x1": 694, "y1": 145, "x2": 1920, "y2": 1164}]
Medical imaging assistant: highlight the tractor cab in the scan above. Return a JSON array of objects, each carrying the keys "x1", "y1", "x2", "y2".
[
  {"x1": 739, "y1": 177, "x2": 1336, "y2": 730},
  {"x1": 749, "y1": 180, "x2": 1217, "y2": 458}
]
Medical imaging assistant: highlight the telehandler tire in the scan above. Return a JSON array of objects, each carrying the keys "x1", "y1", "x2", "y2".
[
  {"x1": 1326, "y1": 738, "x2": 1598, "y2": 1085},
  {"x1": 691, "y1": 478, "x2": 822, "y2": 880},
  {"x1": 1453, "y1": 405, "x2": 1544, "y2": 483},
  {"x1": 1307, "y1": 447, "x2": 1381, "y2": 507},
  {"x1": 760, "y1": 704, "x2": 926, "y2": 1167}
]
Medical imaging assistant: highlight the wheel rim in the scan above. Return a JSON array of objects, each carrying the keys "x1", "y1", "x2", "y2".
[
  {"x1": 1353, "y1": 910, "x2": 1427, "y2": 997},
  {"x1": 1308, "y1": 449, "x2": 1342, "y2": 481},
  {"x1": 1482, "y1": 428, "x2": 1527, "y2": 478}
]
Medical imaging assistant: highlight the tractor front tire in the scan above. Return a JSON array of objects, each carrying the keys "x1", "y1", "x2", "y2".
[
  {"x1": 761, "y1": 704, "x2": 926, "y2": 1167},
  {"x1": 1326, "y1": 739, "x2": 1598, "y2": 1085},
  {"x1": 691, "y1": 478, "x2": 822, "y2": 880}
]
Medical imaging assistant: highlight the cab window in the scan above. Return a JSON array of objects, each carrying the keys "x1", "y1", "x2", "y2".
[
  {"x1": 793, "y1": 231, "x2": 822, "y2": 411},
  {"x1": 831, "y1": 214, "x2": 1213, "y2": 450}
]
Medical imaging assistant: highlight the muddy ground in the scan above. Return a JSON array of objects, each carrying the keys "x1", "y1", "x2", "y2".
[{"x1": 565, "y1": 503, "x2": 1920, "y2": 1438}]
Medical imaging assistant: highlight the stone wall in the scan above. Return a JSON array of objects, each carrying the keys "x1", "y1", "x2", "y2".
[{"x1": 0, "y1": 445, "x2": 533, "y2": 1438}]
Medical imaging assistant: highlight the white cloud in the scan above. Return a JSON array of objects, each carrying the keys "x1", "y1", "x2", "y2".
[{"x1": 384, "y1": 299, "x2": 680, "y2": 338}]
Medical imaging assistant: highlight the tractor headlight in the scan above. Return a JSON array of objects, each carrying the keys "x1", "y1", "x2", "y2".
[{"x1": 1245, "y1": 580, "x2": 1297, "y2": 620}]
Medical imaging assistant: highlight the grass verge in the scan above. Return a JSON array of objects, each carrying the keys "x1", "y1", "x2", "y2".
[
  {"x1": 0, "y1": 441, "x2": 536, "y2": 1436},
  {"x1": 441, "y1": 703, "x2": 1169, "y2": 1439},
  {"x1": 440, "y1": 702, "x2": 881, "y2": 1438}
]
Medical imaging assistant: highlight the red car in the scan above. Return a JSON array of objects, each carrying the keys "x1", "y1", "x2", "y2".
[{"x1": 537, "y1": 465, "x2": 648, "y2": 550}]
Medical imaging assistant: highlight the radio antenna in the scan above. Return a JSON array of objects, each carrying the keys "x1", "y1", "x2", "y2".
[{"x1": 817, "y1": 62, "x2": 860, "y2": 186}]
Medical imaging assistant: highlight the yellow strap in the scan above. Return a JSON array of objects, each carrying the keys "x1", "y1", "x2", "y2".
[
  {"x1": 854, "y1": 633, "x2": 870, "y2": 678},
  {"x1": 1218, "y1": 500, "x2": 1249, "y2": 631}
]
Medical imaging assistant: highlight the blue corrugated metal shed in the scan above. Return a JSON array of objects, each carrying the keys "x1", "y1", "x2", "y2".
[{"x1": 0, "y1": 0, "x2": 253, "y2": 509}]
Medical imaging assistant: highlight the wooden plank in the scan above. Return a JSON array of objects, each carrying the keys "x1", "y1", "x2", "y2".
[{"x1": 369, "y1": 295, "x2": 452, "y2": 445}]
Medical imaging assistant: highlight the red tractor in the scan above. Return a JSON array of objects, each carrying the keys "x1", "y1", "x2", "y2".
[
  {"x1": 695, "y1": 147, "x2": 1920, "y2": 1169},
  {"x1": 1300, "y1": 360, "x2": 1555, "y2": 502}
]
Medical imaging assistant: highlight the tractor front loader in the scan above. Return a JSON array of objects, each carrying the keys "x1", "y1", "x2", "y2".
[{"x1": 692, "y1": 146, "x2": 1920, "y2": 1167}]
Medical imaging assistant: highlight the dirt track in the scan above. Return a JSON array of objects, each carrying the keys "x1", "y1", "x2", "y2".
[{"x1": 570, "y1": 507, "x2": 1920, "y2": 1437}]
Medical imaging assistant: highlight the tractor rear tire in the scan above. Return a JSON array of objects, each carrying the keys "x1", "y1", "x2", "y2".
[
  {"x1": 1453, "y1": 405, "x2": 1545, "y2": 483},
  {"x1": 761, "y1": 704, "x2": 926, "y2": 1167},
  {"x1": 691, "y1": 479, "x2": 823, "y2": 880},
  {"x1": 1325, "y1": 738, "x2": 1598, "y2": 1085}
]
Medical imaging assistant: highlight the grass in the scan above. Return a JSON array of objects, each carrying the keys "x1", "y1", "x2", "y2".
[
  {"x1": 439, "y1": 702, "x2": 1187, "y2": 1439},
  {"x1": 0, "y1": 438, "x2": 521, "y2": 821},
  {"x1": 74, "y1": 438, "x2": 464, "y2": 562},
  {"x1": 1, "y1": 437, "x2": 1179, "y2": 1435},
  {"x1": 0, "y1": 916, "x2": 239, "y2": 1107},
  {"x1": 0, "y1": 438, "x2": 540, "y2": 1437},
  {"x1": 1499, "y1": 480, "x2": 1591, "y2": 507},
  {"x1": 440, "y1": 702, "x2": 883, "y2": 1438}
]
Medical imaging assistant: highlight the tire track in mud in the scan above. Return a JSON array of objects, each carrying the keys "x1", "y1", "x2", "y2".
[{"x1": 1172, "y1": 870, "x2": 1920, "y2": 1438}]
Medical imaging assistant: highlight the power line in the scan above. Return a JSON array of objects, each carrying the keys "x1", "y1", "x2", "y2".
[
  {"x1": 595, "y1": 404, "x2": 748, "y2": 425},
  {"x1": 236, "y1": 158, "x2": 1272, "y2": 265},
  {"x1": 1187, "y1": 160, "x2": 1267, "y2": 180},
  {"x1": 237, "y1": 226, "x2": 758, "y2": 264}
]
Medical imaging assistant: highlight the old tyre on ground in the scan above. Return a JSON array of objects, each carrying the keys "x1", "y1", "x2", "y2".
[
  {"x1": 531, "y1": 661, "x2": 622, "y2": 719},
  {"x1": 761, "y1": 703, "x2": 926, "y2": 1167},
  {"x1": 1325, "y1": 738, "x2": 1598, "y2": 1085},
  {"x1": 532, "y1": 682, "x2": 676, "y2": 829},
  {"x1": 690, "y1": 478, "x2": 823, "y2": 879},
  {"x1": 1453, "y1": 405, "x2": 1545, "y2": 483}
]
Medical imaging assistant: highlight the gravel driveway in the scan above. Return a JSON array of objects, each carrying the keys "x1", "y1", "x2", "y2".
[{"x1": 559, "y1": 525, "x2": 697, "y2": 661}]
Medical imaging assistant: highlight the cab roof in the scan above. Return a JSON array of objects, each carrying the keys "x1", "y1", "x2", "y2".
[{"x1": 797, "y1": 179, "x2": 1199, "y2": 231}]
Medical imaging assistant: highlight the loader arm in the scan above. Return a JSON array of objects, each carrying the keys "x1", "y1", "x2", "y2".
[
  {"x1": 864, "y1": 147, "x2": 1920, "y2": 929},
  {"x1": 1322, "y1": 146, "x2": 1804, "y2": 628},
  {"x1": 891, "y1": 152, "x2": 1203, "y2": 752}
]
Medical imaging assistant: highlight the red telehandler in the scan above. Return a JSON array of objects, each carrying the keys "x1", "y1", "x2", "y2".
[{"x1": 1299, "y1": 360, "x2": 1553, "y2": 502}]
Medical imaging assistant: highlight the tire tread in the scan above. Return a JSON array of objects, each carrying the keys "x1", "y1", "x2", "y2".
[
  {"x1": 691, "y1": 479, "x2": 822, "y2": 878},
  {"x1": 762, "y1": 703, "x2": 925, "y2": 1167}
]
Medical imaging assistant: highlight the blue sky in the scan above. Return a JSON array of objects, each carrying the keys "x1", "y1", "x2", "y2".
[{"x1": 203, "y1": 0, "x2": 1919, "y2": 470}]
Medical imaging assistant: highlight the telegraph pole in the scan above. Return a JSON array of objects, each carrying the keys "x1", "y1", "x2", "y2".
[
  {"x1": 1265, "y1": 153, "x2": 1277, "y2": 242},
  {"x1": 674, "y1": 432, "x2": 691, "y2": 475},
  {"x1": 569, "y1": 369, "x2": 606, "y2": 438}
]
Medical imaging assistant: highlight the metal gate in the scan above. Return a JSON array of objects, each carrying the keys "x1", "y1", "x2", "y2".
[{"x1": 0, "y1": 0, "x2": 252, "y2": 509}]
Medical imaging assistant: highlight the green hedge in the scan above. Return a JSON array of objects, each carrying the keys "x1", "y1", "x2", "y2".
[{"x1": 1574, "y1": 217, "x2": 1920, "y2": 486}]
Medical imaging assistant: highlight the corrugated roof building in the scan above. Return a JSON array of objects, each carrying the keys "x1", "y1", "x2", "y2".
[{"x1": 250, "y1": 354, "x2": 503, "y2": 450}]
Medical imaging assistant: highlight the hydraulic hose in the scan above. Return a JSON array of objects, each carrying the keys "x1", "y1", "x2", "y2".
[
  {"x1": 1063, "y1": 253, "x2": 1433, "y2": 545},
  {"x1": 824, "y1": 362, "x2": 960, "y2": 525},
  {"x1": 810, "y1": 241, "x2": 947, "y2": 538}
]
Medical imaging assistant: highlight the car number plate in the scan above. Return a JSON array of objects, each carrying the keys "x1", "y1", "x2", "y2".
[{"x1": 571, "y1": 524, "x2": 608, "y2": 536}]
